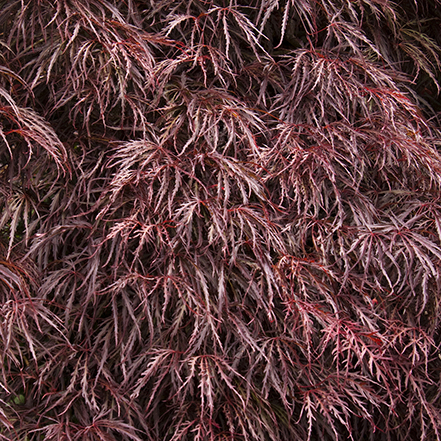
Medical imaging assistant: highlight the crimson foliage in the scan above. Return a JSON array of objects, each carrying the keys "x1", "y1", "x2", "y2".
[{"x1": 1, "y1": 1, "x2": 441, "y2": 440}]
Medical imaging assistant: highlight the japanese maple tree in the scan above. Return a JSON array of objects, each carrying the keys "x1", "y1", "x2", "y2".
[{"x1": 1, "y1": 0, "x2": 441, "y2": 440}]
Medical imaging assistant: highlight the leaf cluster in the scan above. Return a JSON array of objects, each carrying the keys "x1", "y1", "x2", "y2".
[{"x1": 1, "y1": 0, "x2": 441, "y2": 440}]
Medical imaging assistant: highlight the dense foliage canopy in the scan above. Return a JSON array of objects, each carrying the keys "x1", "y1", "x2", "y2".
[{"x1": 1, "y1": 0, "x2": 441, "y2": 439}]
